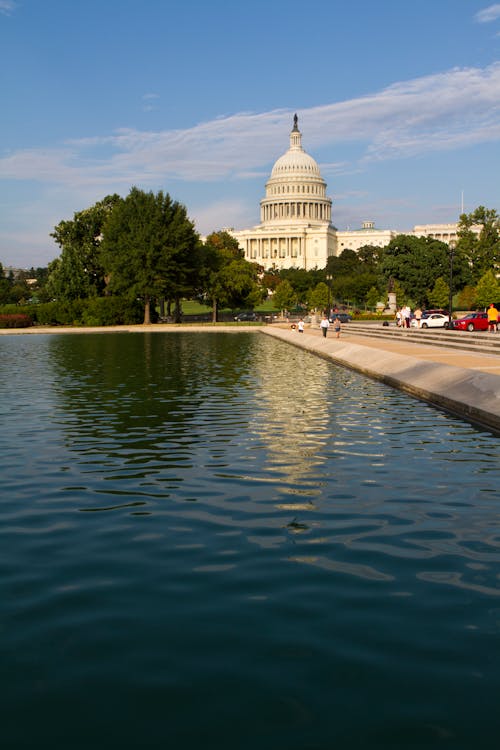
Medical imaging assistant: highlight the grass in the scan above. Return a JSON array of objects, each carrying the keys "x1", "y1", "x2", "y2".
[{"x1": 179, "y1": 299, "x2": 280, "y2": 315}]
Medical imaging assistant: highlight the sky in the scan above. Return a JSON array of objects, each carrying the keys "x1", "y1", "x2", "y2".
[{"x1": 1, "y1": 0, "x2": 500, "y2": 269}]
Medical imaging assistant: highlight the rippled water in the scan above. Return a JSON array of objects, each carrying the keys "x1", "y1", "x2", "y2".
[{"x1": 1, "y1": 331, "x2": 499, "y2": 749}]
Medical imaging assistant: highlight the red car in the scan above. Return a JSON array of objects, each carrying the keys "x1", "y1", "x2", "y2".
[{"x1": 450, "y1": 312, "x2": 499, "y2": 332}]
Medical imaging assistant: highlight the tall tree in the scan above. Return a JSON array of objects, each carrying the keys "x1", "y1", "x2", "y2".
[
  {"x1": 379, "y1": 234, "x2": 450, "y2": 305},
  {"x1": 428, "y1": 277, "x2": 450, "y2": 309},
  {"x1": 203, "y1": 231, "x2": 262, "y2": 322},
  {"x1": 0, "y1": 261, "x2": 11, "y2": 304},
  {"x1": 273, "y1": 279, "x2": 297, "y2": 314},
  {"x1": 100, "y1": 187, "x2": 201, "y2": 324},
  {"x1": 456, "y1": 206, "x2": 500, "y2": 284},
  {"x1": 308, "y1": 282, "x2": 329, "y2": 312},
  {"x1": 48, "y1": 194, "x2": 123, "y2": 300},
  {"x1": 475, "y1": 269, "x2": 500, "y2": 309}
]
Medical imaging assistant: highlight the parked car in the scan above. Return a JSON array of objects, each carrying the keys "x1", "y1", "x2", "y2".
[
  {"x1": 329, "y1": 313, "x2": 352, "y2": 323},
  {"x1": 234, "y1": 311, "x2": 258, "y2": 322},
  {"x1": 410, "y1": 313, "x2": 449, "y2": 329},
  {"x1": 449, "y1": 312, "x2": 498, "y2": 332}
]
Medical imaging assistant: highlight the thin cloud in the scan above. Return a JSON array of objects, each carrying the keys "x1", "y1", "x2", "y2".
[
  {"x1": 142, "y1": 93, "x2": 160, "y2": 112},
  {"x1": 1, "y1": 63, "x2": 500, "y2": 190},
  {"x1": 475, "y1": 4, "x2": 500, "y2": 22},
  {"x1": 0, "y1": 1, "x2": 16, "y2": 15}
]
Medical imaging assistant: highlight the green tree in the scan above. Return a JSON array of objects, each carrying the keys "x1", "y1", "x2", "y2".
[
  {"x1": 0, "y1": 261, "x2": 11, "y2": 304},
  {"x1": 48, "y1": 194, "x2": 123, "y2": 300},
  {"x1": 326, "y1": 248, "x2": 360, "y2": 276},
  {"x1": 100, "y1": 187, "x2": 201, "y2": 324},
  {"x1": 379, "y1": 235, "x2": 450, "y2": 305},
  {"x1": 457, "y1": 206, "x2": 500, "y2": 284},
  {"x1": 279, "y1": 267, "x2": 322, "y2": 306},
  {"x1": 456, "y1": 285, "x2": 476, "y2": 311},
  {"x1": 308, "y1": 281, "x2": 329, "y2": 312},
  {"x1": 428, "y1": 277, "x2": 449, "y2": 309},
  {"x1": 273, "y1": 279, "x2": 297, "y2": 314},
  {"x1": 474, "y1": 269, "x2": 500, "y2": 309},
  {"x1": 366, "y1": 286, "x2": 381, "y2": 310},
  {"x1": 203, "y1": 231, "x2": 262, "y2": 322},
  {"x1": 356, "y1": 244, "x2": 383, "y2": 270},
  {"x1": 326, "y1": 248, "x2": 378, "y2": 307}
]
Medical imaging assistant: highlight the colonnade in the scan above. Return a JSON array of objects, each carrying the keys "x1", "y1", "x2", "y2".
[
  {"x1": 260, "y1": 201, "x2": 331, "y2": 223},
  {"x1": 243, "y1": 235, "x2": 304, "y2": 262}
]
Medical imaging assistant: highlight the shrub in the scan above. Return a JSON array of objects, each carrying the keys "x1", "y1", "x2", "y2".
[
  {"x1": 31, "y1": 300, "x2": 85, "y2": 326},
  {"x1": 80, "y1": 296, "x2": 143, "y2": 326},
  {"x1": 1, "y1": 296, "x2": 149, "y2": 327},
  {"x1": 0, "y1": 313, "x2": 33, "y2": 328}
]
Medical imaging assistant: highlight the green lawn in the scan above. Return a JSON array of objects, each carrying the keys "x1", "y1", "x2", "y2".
[{"x1": 180, "y1": 299, "x2": 279, "y2": 315}]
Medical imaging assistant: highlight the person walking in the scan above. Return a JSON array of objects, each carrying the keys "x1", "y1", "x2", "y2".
[
  {"x1": 414, "y1": 307, "x2": 422, "y2": 328},
  {"x1": 333, "y1": 316, "x2": 341, "y2": 338},
  {"x1": 399, "y1": 304, "x2": 409, "y2": 328},
  {"x1": 297, "y1": 318, "x2": 304, "y2": 333},
  {"x1": 487, "y1": 303, "x2": 499, "y2": 332},
  {"x1": 320, "y1": 315, "x2": 330, "y2": 338}
]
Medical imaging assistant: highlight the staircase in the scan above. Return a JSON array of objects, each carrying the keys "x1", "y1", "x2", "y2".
[{"x1": 344, "y1": 322, "x2": 500, "y2": 357}]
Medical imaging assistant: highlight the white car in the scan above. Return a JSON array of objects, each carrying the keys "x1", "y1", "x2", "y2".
[{"x1": 411, "y1": 313, "x2": 449, "y2": 329}]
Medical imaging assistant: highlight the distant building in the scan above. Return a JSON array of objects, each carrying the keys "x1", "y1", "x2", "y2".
[
  {"x1": 335, "y1": 221, "x2": 397, "y2": 253},
  {"x1": 232, "y1": 115, "x2": 336, "y2": 270},
  {"x1": 232, "y1": 116, "x2": 473, "y2": 270}
]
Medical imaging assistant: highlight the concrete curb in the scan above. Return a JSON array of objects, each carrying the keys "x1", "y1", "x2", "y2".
[{"x1": 261, "y1": 327, "x2": 500, "y2": 434}]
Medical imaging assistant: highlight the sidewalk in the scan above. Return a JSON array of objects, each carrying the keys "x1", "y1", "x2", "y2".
[{"x1": 311, "y1": 325, "x2": 500, "y2": 376}]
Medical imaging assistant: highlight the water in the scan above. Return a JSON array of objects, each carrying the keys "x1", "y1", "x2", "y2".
[{"x1": 1, "y1": 331, "x2": 499, "y2": 749}]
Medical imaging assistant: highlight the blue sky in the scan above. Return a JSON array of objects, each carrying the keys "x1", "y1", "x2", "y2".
[{"x1": 1, "y1": 0, "x2": 500, "y2": 268}]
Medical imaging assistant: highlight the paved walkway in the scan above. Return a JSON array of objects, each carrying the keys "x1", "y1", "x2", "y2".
[{"x1": 308, "y1": 325, "x2": 500, "y2": 376}]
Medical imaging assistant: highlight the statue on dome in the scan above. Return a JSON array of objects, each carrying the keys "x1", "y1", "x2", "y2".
[{"x1": 293, "y1": 113, "x2": 298, "y2": 131}]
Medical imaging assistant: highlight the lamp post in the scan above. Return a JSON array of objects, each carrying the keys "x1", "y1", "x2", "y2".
[
  {"x1": 326, "y1": 272, "x2": 332, "y2": 317},
  {"x1": 448, "y1": 241, "x2": 456, "y2": 329}
]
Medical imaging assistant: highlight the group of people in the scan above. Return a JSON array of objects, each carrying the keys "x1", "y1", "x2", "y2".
[
  {"x1": 320, "y1": 315, "x2": 341, "y2": 338},
  {"x1": 396, "y1": 302, "x2": 499, "y2": 331},
  {"x1": 395, "y1": 305, "x2": 422, "y2": 328},
  {"x1": 294, "y1": 315, "x2": 342, "y2": 339}
]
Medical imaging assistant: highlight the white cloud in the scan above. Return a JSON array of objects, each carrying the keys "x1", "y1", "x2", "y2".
[
  {"x1": 0, "y1": 1, "x2": 16, "y2": 15},
  {"x1": 2, "y1": 62, "x2": 500, "y2": 192},
  {"x1": 2, "y1": 61, "x2": 500, "y2": 261},
  {"x1": 475, "y1": 4, "x2": 500, "y2": 22},
  {"x1": 191, "y1": 199, "x2": 255, "y2": 236}
]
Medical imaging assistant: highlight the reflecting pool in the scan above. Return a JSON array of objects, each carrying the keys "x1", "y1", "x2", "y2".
[{"x1": 1, "y1": 331, "x2": 499, "y2": 749}]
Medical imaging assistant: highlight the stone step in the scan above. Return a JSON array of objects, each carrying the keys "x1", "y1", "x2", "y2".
[{"x1": 344, "y1": 323, "x2": 500, "y2": 357}]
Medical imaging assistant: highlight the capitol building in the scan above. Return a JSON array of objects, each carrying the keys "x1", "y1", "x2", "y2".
[{"x1": 232, "y1": 115, "x2": 462, "y2": 270}]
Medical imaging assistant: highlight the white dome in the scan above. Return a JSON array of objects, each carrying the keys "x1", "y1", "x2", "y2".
[
  {"x1": 259, "y1": 115, "x2": 332, "y2": 229},
  {"x1": 270, "y1": 149, "x2": 321, "y2": 178}
]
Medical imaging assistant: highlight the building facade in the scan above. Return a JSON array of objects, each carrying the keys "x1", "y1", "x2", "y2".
[
  {"x1": 232, "y1": 116, "x2": 467, "y2": 270},
  {"x1": 232, "y1": 115, "x2": 337, "y2": 270}
]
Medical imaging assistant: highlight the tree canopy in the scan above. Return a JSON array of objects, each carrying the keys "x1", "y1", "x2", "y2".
[
  {"x1": 100, "y1": 187, "x2": 201, "y2": 324},
  {"x1": 379, "y1": 235, "x2": 450, "y2": 306},
  {"x1": 456, "y1": 206, "x2": 500, "y2": 284},
  {"x1": 47, "y1": 194, "x2": 122, "y2": 300},
  {"x1": 203, "y1": 231, "x2": 262, "y2": 321}
]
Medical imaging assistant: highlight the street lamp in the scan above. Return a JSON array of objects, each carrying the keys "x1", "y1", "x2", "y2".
[
  {"x1": 448, "y1": 241, "x2": 456, "y2": 329},
  {"x1": 326, "y1": 272, "x2": 332, "y2": 315}
]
